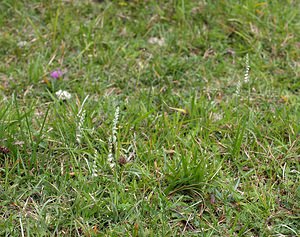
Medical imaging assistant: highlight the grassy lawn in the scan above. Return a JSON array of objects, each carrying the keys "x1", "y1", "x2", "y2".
[{"x1": 0, "y1": 0, "x2": 299, "y2": 236}]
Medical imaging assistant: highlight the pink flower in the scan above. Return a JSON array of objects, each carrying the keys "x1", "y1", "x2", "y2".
[{"x1": 50, "y1": 69, "x2": 63, "y2": 79}]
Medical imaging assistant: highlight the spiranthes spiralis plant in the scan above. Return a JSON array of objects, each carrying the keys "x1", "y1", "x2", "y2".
[
  {"x1": 76, "y1": 95, "x2": 89, "y2": 144},
  {"x1": 235, "y1": 53, "x2": 250, "y2": 96},
  {"x1": 232, "y1": 54, "x2": 251, "y2": 157},
  {"x1": 92, "y1": 149, "x2": 99, "y2": 177},
  {"x1": 244, "y1": 54, "x2": 250, "y2": 84},
  {"x1": 107, "y1": 106, "x2": 120, "y2": 169},
  {"x1": 244, "y1": 54, "x2": 251, "y2": 105},
  {"x1": 76, "y1": 110, "x2": 86, "y2": 144}
]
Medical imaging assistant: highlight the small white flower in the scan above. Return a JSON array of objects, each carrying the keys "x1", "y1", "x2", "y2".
[
  {"x1": 148, "y1": 37, "x2": 165, "y2": 46},
  {"x1": 55, "y1": 90, "x2": 72, "y2": 100},
  {"x1": 17, "y1": 41, "x2": 27, "y2": 47}
]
